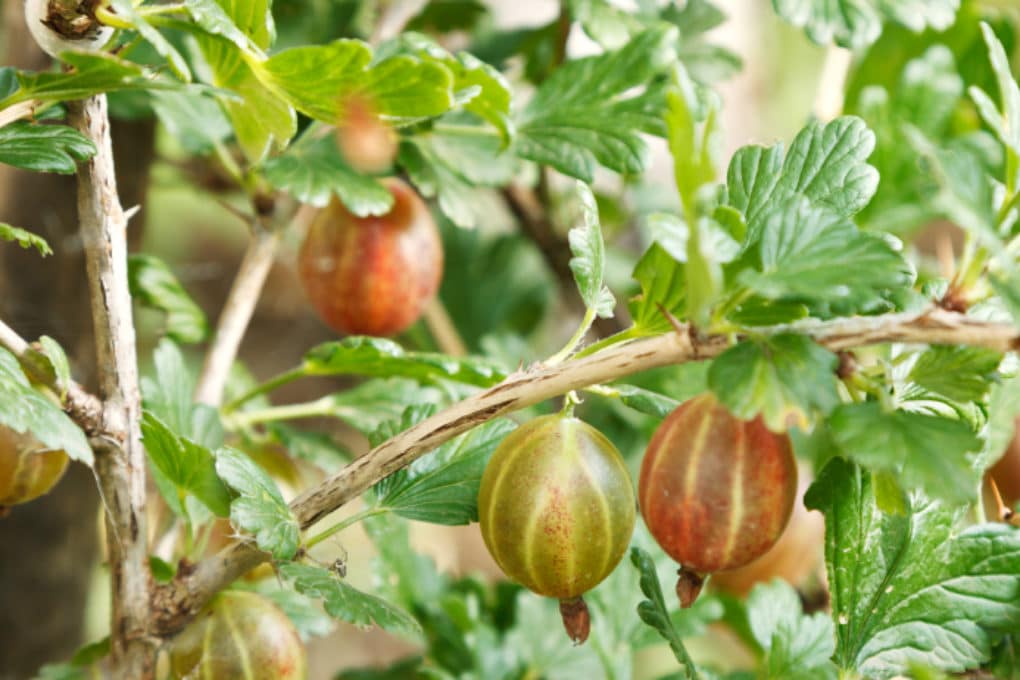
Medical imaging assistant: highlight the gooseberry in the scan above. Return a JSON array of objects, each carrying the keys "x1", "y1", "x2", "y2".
[
  {"x1": 298, "y1": 178, "x2": 443, "y2": 337},
  {"x1": 168, "y1": 590, "x2": 306, "y2": 680},
  {"x1": 0, "y1": 426, "x2": 69, "y2": 510},
  {"x1": 477, "y1": 414, "x2": 636, "y2": 643},
  {"x1": 639, "y1": 393, "x2": 797, "y2": 606}
]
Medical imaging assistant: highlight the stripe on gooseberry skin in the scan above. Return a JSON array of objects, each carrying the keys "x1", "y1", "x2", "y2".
[
  {"x1": 221, "y1": 597, "x2": 256, "y2": 680},
  {"x1": 718, "y1": 418, "x2": 747, "y2": 571}
]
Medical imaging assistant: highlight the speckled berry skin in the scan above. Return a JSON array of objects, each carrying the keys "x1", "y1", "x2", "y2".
[
  {"x1": 169, "y1": 590, "x2": 306, "y2": 680},
  {"x1": 639, "y1": 393, "x2": 797, "y2": 574},
  {"x1": 478, "y1": 415, "x2": 636, "y2": 600},
  {"x1": 0, "y1": 427, "x2": 68, "y2": 508},
  {"x1": 298, "y1": 178, "x2": 442, "y2": 337}
]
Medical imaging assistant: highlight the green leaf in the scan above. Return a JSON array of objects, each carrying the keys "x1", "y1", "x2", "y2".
[
  {"x1": 399, "y1": 121, "x2": 517, "y2": 228},
  {"x1": 185, "y1": 0, "x2": 268, "y2": 53},
  {"x1": 257, "y1": 40, "x2": 454, "y2": 124},
  {"x1": 603, "y1": 384, "x2": 680, "y2": 419},
  {"x1": 728, "y1": 117, "x2": 879, "y2": 227},
  {"x1": 0, "y1": 348, "x2": 91, "y2": 465},
  {"x1": 969, "y1": 23, "x2": 1020, "y2": 159},
  {"x1": 744, "y1": 580, "x2": 837, "y2": 679},
  {"x1": 567, "y1": 182, "x2": 615, "y2": 318},
  {"x1": 569, "y1": 0, "x2": 642, "y2": 50},
  {"x1": 108, "y1": 0, "x2": 190, "y2": 81},
  {"x1": 806, "y1": 458, "x2": 1020, "y2": 678},
  {"x1": 0, "y1": 122, "x2": 95, "y2": 174},
  {"x1": 262, "y1": 128, "x2": 393, "y2": 216},
  {"x1": 828, "y1": 403, "x2": 981, "y2": 504},
  {"x1": 278, "y1": 562, "x2": 422, "y2": 637},
  {"x1": 195, "y1": 34, "x2": 296, "y2": 162},
  {"x1": 214, "y1": 447, "x2": 299, "y2": 560},
  {"x1": 630, "y1": 547, "x2": 702, "y2": 679},
  {"x1": 708, "y1": 334, "x2": 839, "y2": 432},
  {"x1": 629, "y1": 243, "x2": 686, "y2": 334},
  {"x1": 0, "y1": 222, "x2": 51, "y2": 256},
  {"x1": 140, "y1": 411, "x2": 231, "y2": 517},
  {"x1": 382, "y1": 34, "x2": 512, "y2": 138},
  {"x1": 907, "y1": 346, "x2": 1002, "y2": 404},
  {"x1": 140, "y1": 339, "x2": 223, "y2": 449},
  {"x1": 0, "y1": 53, "x2": 178, "y2": 106},
  {"x1": 149, "y1": 90, "x2": 232, "y2": 155},
  {"x1": 373, "y1": 418, "x2": 516, "y2": 525},
  {"x1": 302, "y1": 336, "x2": 506, "y2": 387},
  {"x1": 516, "y1": 27, "x2": 676, "y2": 181},
  {"x1": 128, "y1": 254, "x2": 208, "y2": 344},
  {"x1": 738, "y1": 198, "x2": 913, "y2": 310},
  {"x1": 772, "y1": 0, "x2": 959, "y2": 49},
  {"x1": 36, "y1": 336, "x2": 70, "y2": 400}
]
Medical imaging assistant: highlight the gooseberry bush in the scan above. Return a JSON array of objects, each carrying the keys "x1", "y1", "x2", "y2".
[{"x1": 4, "y1": 0, "x2": 1020, "y2": 678}]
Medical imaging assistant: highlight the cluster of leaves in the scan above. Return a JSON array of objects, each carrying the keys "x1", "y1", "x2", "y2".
[{"x1": 6, "y1": 1, "x2": 1020, "y2": 679}]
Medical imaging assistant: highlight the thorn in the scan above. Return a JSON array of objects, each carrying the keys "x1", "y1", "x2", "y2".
[
  {"x1": 989, "y1": 477, "x2": 1014, "y2": 523},
  {"x1": 123, "y1": 205, "x2": 141, "y2": 223}
]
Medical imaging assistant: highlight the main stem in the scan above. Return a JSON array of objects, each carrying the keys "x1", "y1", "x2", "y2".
[{"x1": 70, "y1": 95, "x2": 155, "y2": 677}]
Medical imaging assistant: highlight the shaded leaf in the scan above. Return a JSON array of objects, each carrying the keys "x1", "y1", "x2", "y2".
[
  {"x1": 215, "y1": 448, "x2": 299, "y2": 560},
  {"x1": 0, "y1": 122, "x2": 95, "y2": 174},
  {"x1": 128, "y1": 254, "x2": 208, "y2": 344},
  {"x1": 0, "y1": 222, "x2": 51, "y2": 256}
]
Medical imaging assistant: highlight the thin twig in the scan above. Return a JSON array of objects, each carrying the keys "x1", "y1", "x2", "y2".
[
  {"x1": 69, "y1": 95, "x2": 155, "y2": 678},
  {"x1": 194, "y1": 203, "x2": 317, "y2": 407},
  {"x1": 193, "y1": 224, "x2": 281, "y2": 407},
  {"x1": 423, "y1": 298, "x2": 468, "y2": 357},
  {"x1": 152, "y1": 307, "x2": 1020, "y2": 635}
]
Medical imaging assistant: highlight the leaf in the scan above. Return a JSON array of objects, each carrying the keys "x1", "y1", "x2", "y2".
[
  {"x1": 195, "y1": 33, "x2": 296, "y2": 162},
  {"x1": 399, "y1": 121, "x2": 517, "y2": 228},
  {"x1": 108, "y1": 0, "x2": 191, "y2": 81},
  {"x1": 185, "y1": 0, "x2": 267, "y2": 53},
  {"x1": 140, "y1": 411, "x2": 231, "y2": 517},
  {"x1": 302, "y1": 336, "x2": 506, "y2": 387},
  {"x1": 828, "y1": 402, "x2": 981, "y2": 504},
  {"x1": 806, "y1": 458, "x2": 1020, "y2": 678},
  {"x1": 139, "y1": 339, "x2": 224, "y2": 449},
  {"x1": 969, "y1": 23, "x2": 1020, "y2": 159},
  {"x1": 278, "y1": 562, "x2": 422, "y2": 638},
  {"x1": 630, "y1": 547, "x2": 702, "y2": 679},
  {"x1": 0, "y1": 222, "x2": 51, "y2": 256},
  {"x1": 907, "y1": 345, "x2": 1002, "y2": 404},
  {"x1": 737, "y1": 198, "x2": 913, "y2": 311},
  {"x1": 0, "y1": 53, "x2": 180, "y2": 106},
  {"x1": 628, "y1": 243, "x2": 686, "y2": 334},
  {"x1": 373, "y1": 418, "x2": 516, "y2": 525},
  {"x1": 728, "y1": 117, "x2": 880, "y2": 228},
  {"x1": 707, "y1": 334, "x2": 839, "y2": 432},
  {"x1": 772, "y1": 0, "x2": 959, "y2": 49},
  {"x1": 0, "y1": 348, "x2": 91, "y2": 465},
  {"x1": 36, "y1": 336, "x2": 71, "y2": 400},
  {"x1": 515, "y1": 27, "x2": 676, "y2": 181},
  {"x1": 262, "y1": 128, "x2": 393, "y2": 216},
  {"x1": 382, "y1": 34, "x2": 512, "y2": 138},
  {"x1": 214, "y1": 447, "x2": 299, "y2": 560},
  {"x1": 149, "y1": 90, "x2": 232, "y2": 155},
  {"x1": 568, "y1": 182, "x2": 615, "y2": 317},
  {"x1": 128, "y1": 254, "x2": 208, "y2": 344},
  {"x1": 0, "y1": 122, "x2": 95, "y2": 174},
  {"x1": 605, "y1": 384, "x2": 680, "y2": 419},
  {"x1": 257, "y1": 40, "x2": 454, "y2": 124},
  {"x1": 744, "y1": 580, "x2": 838, "y2": 679}
]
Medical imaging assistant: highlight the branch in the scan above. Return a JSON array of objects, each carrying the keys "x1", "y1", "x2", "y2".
[
  {"x1": 69, "y1": 95, "x2": 155, "y2": 677},
  {"x1": 193, "y1": 224, "x2": 281, "y2": 407},
  {"x1": 152, "y1": 308, "x2": 1020, "y2": 635},
  {"x1": 0, "y1": 318, "x2": 104, "y2": 434},
  {"x1": 0, "y1": 99, "x2": 43, "y2": 128}
]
